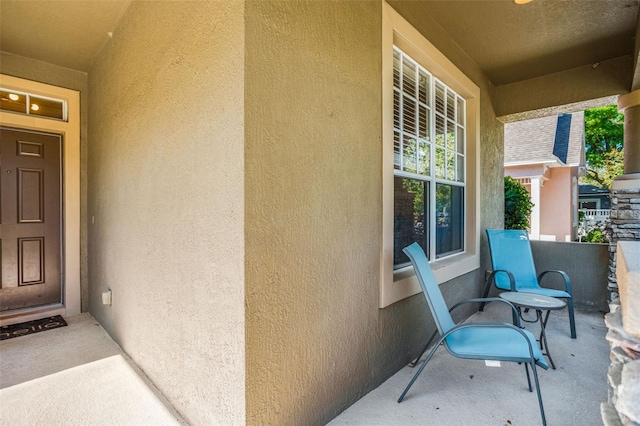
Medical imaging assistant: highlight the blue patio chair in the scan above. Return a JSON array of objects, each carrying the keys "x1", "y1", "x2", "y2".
[
  {"x1": 480, "y1": 229, "x2": 576, "y2": 339},
  {"x1": 398, "y1": 243, "x2": 549, "y2": 425}
]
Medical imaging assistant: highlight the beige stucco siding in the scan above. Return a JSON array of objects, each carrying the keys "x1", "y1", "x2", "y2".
[
  {"x1": 245, "y1": 1, "x2": 503, "y2": 424},
  {"x1": 495, "y1": 55, "x2": 632, "y2": 120},
  {"x1": 87, "y1": 2, "x2": 245, "y2": 424},
  {"x1": 245, "y1": 2, "x2": 385, "y2": 423}
]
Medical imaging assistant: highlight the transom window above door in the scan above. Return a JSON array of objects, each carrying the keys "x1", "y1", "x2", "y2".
[{"x1": 0, "y1": 89, "x2": 66, "y2": 121}]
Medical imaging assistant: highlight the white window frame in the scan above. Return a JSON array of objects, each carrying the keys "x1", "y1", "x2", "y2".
[
  {"x1": 579, "y1": 198, "x2": 601, "y2": 210},
  {"x1": 0, "y1": 88, "x2": 68, "y2": 121},
  {"x1": 381, "y1": 2, "x2": 480, "y2": 308},
  {"x1": 392, "y1": 46, "x2": 467, "y2": 262}
]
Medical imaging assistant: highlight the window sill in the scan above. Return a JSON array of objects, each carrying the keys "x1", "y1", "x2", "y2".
[{"x1": 381, "y1": 251, "x2": 479, "y2": 308}]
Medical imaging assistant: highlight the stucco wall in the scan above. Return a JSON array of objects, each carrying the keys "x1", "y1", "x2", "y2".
[
  {"x1": 505, "y1": 164, "x2": 548, "y2": 178},
  {"x1": 531, "y1": 241, "x2": 609, "y2": 312},
  {"x1": 0, "y1": 52, "x2": 89, "y2": 312},
  {"x1": 540, "y1": 167, "x2": 576, "y2": 241},
  {"x1": 496, "y1": 55, "x2": 633, "y2": 119},
  {"x1": 245, "y1": 1, "x2": 503, "y2": 424},
  {"x1": 87, "y1": 2, "x2": 245, "y2": 424}
]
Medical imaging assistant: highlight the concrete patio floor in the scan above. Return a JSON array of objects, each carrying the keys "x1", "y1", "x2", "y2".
[
  {"x1": 330, "y1": 302, "x2": 610, "y2": 426},
  {"x1": 0, "y1": 313, "x2": 185, "y2": 426},
  {"x1": 0, "y1": 304, "x2": 609, "y2": 425}
]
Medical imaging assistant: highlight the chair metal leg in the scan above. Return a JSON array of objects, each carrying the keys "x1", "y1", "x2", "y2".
[
  {"x1": 524, "y1": 363, "x2": 532, "y2": 392},
  {"x1": 478, "y1": 278, "x2": 492, "y2": 312},
  {"x1": 409, "y1": 330, "x2": 438, "y2": 367},
  {"x1": 398, "y1": 339, "x2": 442, "y2": 403},
  {"x1": 567, "y1": 297, "x2": 577, "y2": 339},
  {"x1": 530, "y1": 362, "x2": 547, "y2": 426},
  {"x1": 539, "y1": 310, "x2": 557, "y2": 370}
]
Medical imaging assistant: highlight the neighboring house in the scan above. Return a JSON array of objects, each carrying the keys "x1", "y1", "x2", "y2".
[
  {"x1": 579, "y1": 183, "x2": 611, "y2": 210},
  {"x1": 579, "y1": 183, "x2": 611, "y2": 224},
  {"x1": 504, "y1": 112, "x2": 586, "y2": 242},
  {"x1": 0, "y1": 1, "x2": 639, "y2": 425}
]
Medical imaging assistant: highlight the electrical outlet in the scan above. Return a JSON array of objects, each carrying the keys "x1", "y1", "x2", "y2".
[{"x1": 102, "y1": 290, "x2": 112, "y2": 306}]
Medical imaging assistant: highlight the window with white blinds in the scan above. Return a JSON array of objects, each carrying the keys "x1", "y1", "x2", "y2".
[
  {"x1": 393, "y1": 46, "x2": 465, "y2": 181},
  {"x1": 392, "y1": 46, "x2": 466, "y2": 268}
]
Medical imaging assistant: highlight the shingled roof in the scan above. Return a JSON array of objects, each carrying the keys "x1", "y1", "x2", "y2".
[
  {"x1": 504, "y1": 111, "x2": 585, "y2": 166},
  {"x1": 579, "y1": 184, "x2": 609, "y2": 195}
]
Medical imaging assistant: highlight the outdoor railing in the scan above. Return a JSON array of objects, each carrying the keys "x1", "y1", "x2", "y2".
[{"x1": 580, "y1": 209, "x2": 611, "y2": 223}]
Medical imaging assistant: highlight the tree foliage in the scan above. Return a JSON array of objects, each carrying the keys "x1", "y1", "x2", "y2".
[
  {"x1": 504, "y1": 176, "x2": 534, "y2": 230},
  {"x1": 582, "y1": 106, "x2": 624, "y2": 189}
]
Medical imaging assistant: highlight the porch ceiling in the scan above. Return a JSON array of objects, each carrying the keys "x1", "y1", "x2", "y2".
[
  {"x1": 0, "y1": 0, "x2": 131, "y2": 72},
  {"x1": 0, "y1": 0, "x2": 638, "y2": 90},
  {"x1": 418, "y1": 0, "x2": 639, "y2": 86}
]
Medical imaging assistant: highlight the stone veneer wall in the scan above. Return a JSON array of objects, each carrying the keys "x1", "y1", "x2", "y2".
[
  {"x1": 602, "y1": 185, "x2": 640, "y2": 426},
  {"x1": 606, "y1": 188, "x2": 640, "y2": 298},
  {"x1": 602, "y1": 298, "x2": 640, "y2": 426}
]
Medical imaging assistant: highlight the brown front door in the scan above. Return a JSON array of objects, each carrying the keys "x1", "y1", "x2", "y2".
[{"x1": 0, "y1": 127, "x2": 62, "y2": 312}]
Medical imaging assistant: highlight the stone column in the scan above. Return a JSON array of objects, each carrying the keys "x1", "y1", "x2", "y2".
[{"x1": 602, "y1": 243, "x2": 640, "y2": 426}]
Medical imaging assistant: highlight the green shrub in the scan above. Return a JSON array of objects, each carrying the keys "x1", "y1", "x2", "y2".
[
  {"x1": 578, "y1": 212, "x2": 610, "y2": 243},
  {"x1": 504, "y1": 176, "x2": 534, "y2": 230},
  {"x1": 583, "y1": 228, "x2": 608, "y2": 243}
]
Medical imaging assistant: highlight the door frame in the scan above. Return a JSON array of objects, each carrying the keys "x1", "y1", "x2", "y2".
[{"x1": 0, "y1": 74, "x2": 80, "y2": 324}]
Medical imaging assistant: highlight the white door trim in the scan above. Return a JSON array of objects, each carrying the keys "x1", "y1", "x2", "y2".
[{"x1": 0, "y1": 74, "x2": 80, "y2": 325}]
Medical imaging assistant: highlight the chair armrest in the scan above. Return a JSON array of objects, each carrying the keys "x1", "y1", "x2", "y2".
[
  {"x1": 538, "y1": 270, "x2": 573, "y2": 295},
  {"x1": 487, "y1": 269, "x2": 516, "y2": 292},
  {"x1": 449, "y1": 297, "x2": 521, "y2": 327},
  {"x1": 442, "y1": 322, "x2": 545, "y2": 369}
]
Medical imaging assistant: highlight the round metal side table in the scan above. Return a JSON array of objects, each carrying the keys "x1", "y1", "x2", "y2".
[{"x1": 499, "y1": 291, "x2": 566, "y2": 369}]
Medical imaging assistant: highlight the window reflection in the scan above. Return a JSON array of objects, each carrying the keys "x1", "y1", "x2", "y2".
[
  {"x1": 436, "y1": 183, "x2": 464, "y2": 257},
  {"x1": 30, "y1": 96, "x2": 64, "y2": 120},
  {"x1": 1, "y1": 90, "x2": 27, "y2": 114},
  {"x1": 394, "y1": 176, "x2": 429, "y2": 268}
]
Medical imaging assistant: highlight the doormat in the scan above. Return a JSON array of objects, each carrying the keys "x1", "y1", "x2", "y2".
[{"x1": 0, "y1": 315, "x2": 67, "y2": 341}]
